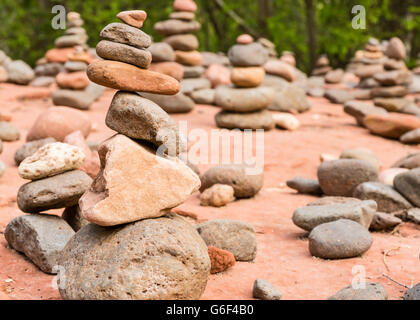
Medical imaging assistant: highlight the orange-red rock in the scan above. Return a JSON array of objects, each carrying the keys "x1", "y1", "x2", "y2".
[
  {"x1": 149, "y1": 62, "x2": 184, "y2": 81},
  {"x1": 68, "y1": 51, "x2": 95, "y2": 65},
  {"x1": 175, "y1": 50, "x2": 202, "y2": 66},
  {"x1": 208, "y1": 246, "x2": 236, "y2": 274},
  {"x1": 205, "y1": 64, "x2": 231, "y2": 88},
  {"x1": 117, "y1": 10, "x2": 147, "y2": 28},
  {"x1": 231, "y1": 67, "x2": 265, "y2": 88},
  {"x1": 27, "y1": 107, "x2": 91, "y2": 142},
  {"x1": 87, "y1": 60, "x2": 181, "y2": 95},
  {"x1": 45, "y1": 48, "x2": 75, "y2": 63},
  {"x1": 363, "y1": 113, "x2": 420, "y2": 139},
  {"x1": 56, "y1": 72, "x2": 90, "y2": 90}
]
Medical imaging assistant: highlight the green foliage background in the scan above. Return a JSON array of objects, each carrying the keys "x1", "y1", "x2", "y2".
[{"x1": 0, "y1": 0, "x2": 418, "y2": 73}]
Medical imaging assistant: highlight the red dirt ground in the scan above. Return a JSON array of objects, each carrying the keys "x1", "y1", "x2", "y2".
[{"x1": 0, "y1": 82, "x2": 419, "y2": 300}]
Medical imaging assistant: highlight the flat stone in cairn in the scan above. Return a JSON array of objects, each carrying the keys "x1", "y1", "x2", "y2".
[
  {"x1": 215, "y1": 86, "x2": 275, "y2": 112},
  {"x1": 96, "y1": 40, "x2": 152, "y2": 68},
  {"x1": 140, "y1": 92, "x2": 195, "y2": 114},
  {"x1": 100, "y1": 22, "x2": 152, "y2": 49},
  {"x1": 215, "y1": 109, "x2": 275, "y2": 131},
  {"x1": 17, "y1": 170, "x2": 92, "y2": 213}
]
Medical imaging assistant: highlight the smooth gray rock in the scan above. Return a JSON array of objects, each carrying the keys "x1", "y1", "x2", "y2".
[
  {"x1": 328, "y1": 283, "x2": 388, "y2": 300},
  {"x1": 403, "y1": 283, "x2": 420, "y2": 300},
  {"x1": 34, "y1": 62, "x2": 65, "y2": 77},
  {"x1": 0, "y1": 121, "x2": 20, "y2": 141},
  {"x1": 394, "y1": 168, "x2": 420, "y2": 207},
  {"x1": 147, "y1": 42, "x2": 175, "y2": 62},
  {"x1": 5, "y1": 60, "x2": 34, "y2": 85},
  {"x1": 140, "y1": 92, "x2": 195, "y2": 114},
  {"x1": 353, "y1": 182, "x2": 412, "y2": 213},
  {"x1": 370, "y1": 212, "x2": 402, "y2": 231},
  {"x1": 190, "y1": 88, "x2": 215, "y2": 105},
  {"x1": 286, "y1": 177, "x2": 322, "y2": 195},
  {"x1": 215, "y1": 109, "x2": 275, "y2": 131},
  {"x1": 344, "y1": 100, "x2": 387, "y2": 127},
  {"x1": 100, "y1": 22, "x2": 152, "y2": 49},
  {"x1": 292, "y1": 200, "x2": 376, "y2": 231},
  {"x1": 17, "y1": 170, "x2": 92, "y2": 213},
  {"x1": 154, "y1": 19, "x2": 201, "y2": 36},
  {"x1": 181, "y1": 78, "x2": 211, "y2": 95},
  {"x1": 96, "y1": 40, "x2": 152, "y2": 68},
  {"x1": 228, "y1": 43, "x2": 269, "y2": 67},
  {"x1": 268, "y1": 84, "x2": 311, "y2": 113},
  {"x1": 200, "y1": 163, "x2": 264, "y2": 198},
  {"x1": 62, "y1": 205, "x2": 90, "y2": 232},
  {"x1": 196, "y1": 219, "x2": 257, "y2": 261},
  {"x1": 183, "y1": 65, "x2": 205, "y2": 78},
  {"x1": 308, "y1": 219, "x2": 373, "y2": 259},
  {"x1": 215, "y1": 86, "x2": 275, "y2": 112},
  {"x1": 5, "y1": 214, "x2": 75, "y2": 274},
  {"x1": 253, "y1": 279, "x2": 282, "y2": 300},
  {"x1": 318, "y1": 159, "x2": 379, "y2": 197},
  {"x1": 106, "y1": 91, "x2": 186, "y2": 155},
  {"x1": 406, "y1": 208, "x2": 420, "y2": 224},
  {"x1": 340, "y1": 148, "x2": 380, "y2": 170},
  {"x1": 30, "y1": 76, "x2": 55, "y2": 87}
]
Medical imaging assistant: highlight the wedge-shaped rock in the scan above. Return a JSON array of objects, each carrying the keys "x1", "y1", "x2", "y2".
[
  {"x1": 18, "y1": 142, "x2": 85, "y2": 181},
  {"x1": 79, "y1": 135, "x2": 200, "y2": 226},
  {"x1": 87, "y1": 60, "x2": 180, "y2": 95},
  {"x1": 106, "y1": 91, "x2": 186, "y2": 155},
  {"x1": 292, "y1": 200, "x2": 377, "y2": 231}
]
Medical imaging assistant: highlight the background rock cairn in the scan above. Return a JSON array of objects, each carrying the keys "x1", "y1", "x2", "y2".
[
  {"x1": 214, "y1": 35, "x2": 276, "y2": 130},
  {"x1": 142, "y1": 0, "x2": 205, "y2": 113},
  {"x1": 54, "y1": 10, "x2": 210, "y2": 300},
  {"x1": 0, "y1": 49, "x2": 34, "y2": 86},
  {"x1": 49, "y1": 12, "x2": 104, "y2": 109}
]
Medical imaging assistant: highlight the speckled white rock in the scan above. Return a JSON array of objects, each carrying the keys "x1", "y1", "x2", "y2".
[
  {"x1": 18, "y1": 142, "x2": 85, "y2": 181},
  {"x1": 273, "y1": 113, "x2": 300, "y2": 131}
]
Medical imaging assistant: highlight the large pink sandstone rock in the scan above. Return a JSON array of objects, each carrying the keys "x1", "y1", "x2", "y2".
[
  {"x1": 64, "y1": 131, "x2": 100, "y2": 179},
  {"x1": 27, "y1": 107, "x2": 91, "y2": 142},
  {"x1": 87, "y1": 60, "x2": 181, "y2": 95},
  {"x1": 79, "y1": 134, "x2": 201, "y2": 226}
]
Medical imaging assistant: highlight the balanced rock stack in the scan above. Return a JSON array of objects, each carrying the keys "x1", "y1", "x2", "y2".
[
  {"x1": 0, "y1": 49, "x2": 34, "y2": 85},
  {"x1": 144, "y1": 0, "x2": 207, "y2": 113},
  {"x1": 311, "y1": 54, "x2": 332, "y2": 77},
  {"x1": 361, "y1": 38, "x2": 420, "y2": 140},
  {"x1": 348, "y1": 38, "x2": 385, "y2": 87},
  {"x1": 214, "y1": 35, "x2": 275, "y2": 130},
  {"x1": 413, "y1": 52, "x2": 420, "y2": 75},
  {"x1": 5, "y1": 142, "x2": 92, "y2": 274},
  {"x1": 52, "y1": 10, "x2": 210, "y2": 300},
  {"x1": 32, "y1": 11, "x2": 91, "y2": 88}
]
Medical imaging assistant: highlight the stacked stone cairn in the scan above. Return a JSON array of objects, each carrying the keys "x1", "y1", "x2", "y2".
[
  {"x1": 43, "y1": 10, "x2": 210, "y2": 300},
  {"x1": 32, "y1": 11, "x2": 89, "y2": 88},
  {"x1": 311, "y1": 54, "x2": 332, "y2": 77},
  {"x1": 6, "y1": 142, "x2": 92, "y2": 274},
  {"x1": 49, "y1": 12, "x2": 104, "y2": 109},
  {"x1": 214, "y1": 36, "x2": 276, "y2": 131},
  {"x1": 0, "y1": 49, "x2": 34, "y2": 85},
  {"x1": 142, "y1": 0, "x2": 207, "y2": 113},
  {"x1": 413, "y1": 52, "x2": 420, "y2": 75}
]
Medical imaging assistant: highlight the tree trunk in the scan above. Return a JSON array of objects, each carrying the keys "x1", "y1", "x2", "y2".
[
  {"x1": 305, "y1": 0, "x2": 317, "y2": 72},
  {"x1": 258, "y1": 0, "x2": 272, "y2": 37}
]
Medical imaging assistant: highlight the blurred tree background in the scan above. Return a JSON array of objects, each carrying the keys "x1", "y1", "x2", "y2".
[{"x1": 0, "y1": 0, "x2": 419, "y2": 73}]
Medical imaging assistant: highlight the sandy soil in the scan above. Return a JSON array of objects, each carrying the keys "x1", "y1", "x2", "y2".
[{"x1": 0, "y1": 82, "x2": 419, "y2": 300}]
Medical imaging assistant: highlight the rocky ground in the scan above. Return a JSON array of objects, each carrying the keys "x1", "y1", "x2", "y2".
[{"x1": 0, "y1": 82, "x2": 419, "y2": 300}]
